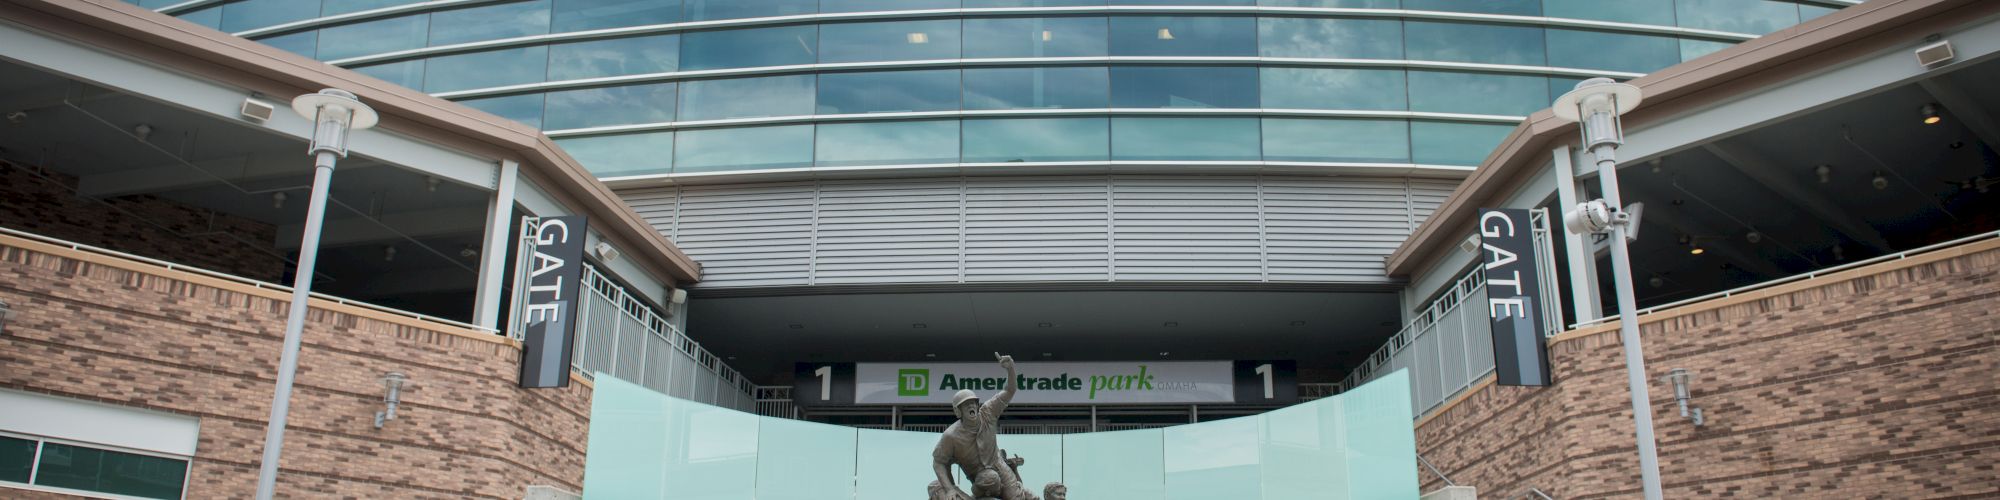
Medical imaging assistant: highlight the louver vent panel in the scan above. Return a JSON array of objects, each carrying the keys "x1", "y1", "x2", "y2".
[{"x1": 616, "y1": 175, "x2": 1459, "y2": 287}]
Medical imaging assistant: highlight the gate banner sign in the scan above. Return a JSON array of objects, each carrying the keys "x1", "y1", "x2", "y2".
[
  {"x1": 850, "y1": 361, "x2": 1251, "y2": 405},
  {"x1": 519, "y1": 215, "x2": 586, "y2": 388},
  {"x1": 1477, "y1": 208, "x2": 1553, "y2": 386}
]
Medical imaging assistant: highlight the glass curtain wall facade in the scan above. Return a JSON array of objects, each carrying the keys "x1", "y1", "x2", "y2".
[{"x1": 146, "y1": 0, "x2": 1848, "y2": 178}]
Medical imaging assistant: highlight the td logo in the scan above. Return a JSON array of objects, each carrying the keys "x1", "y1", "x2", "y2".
[{"x1": 898, "y1": 369, "x2": 930, "y2": 396}]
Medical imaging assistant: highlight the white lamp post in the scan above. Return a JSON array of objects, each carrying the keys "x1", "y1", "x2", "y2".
[
  {"x1": 254, "y1": 89, "x2": 378, "y2": 500},
  {"x1": 1553, "y1": 77, "x2": 1664, "y2": 500}
]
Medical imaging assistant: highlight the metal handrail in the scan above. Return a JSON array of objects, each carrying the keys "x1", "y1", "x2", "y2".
[
  {"x1": 1571, "y1": 229, "x2": 2000, "y2": 329},
  {"x1": 1417, "y1": 453, "x2": 1455, "y2": 487},
  {"x1": 0, "y1": 225, "x2": 498, "y2": 334}
]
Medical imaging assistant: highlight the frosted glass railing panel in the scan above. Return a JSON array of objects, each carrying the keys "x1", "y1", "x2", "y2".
[
  {"x1": 1260, "y1": 396, "x2": 1348, "y2": 499},
  {"x1": 581, "y1": 374, "x2": 675, "y2": 498},
  {"x1": 1166, "y1": 415, "x2": 1262, "y2": 499},
  {"x1": 1340, "y1": 370, "x2": 1419, "y2": 500},
  {"x1": 665, "y1": 386, "x2": 760, "y2": 500},
  {"x1": 756, "y1": 417, "x2": 859, "y2": 500},
  {"x1": 855, "y1": 429, "x2": 945, "y2": 499},
  {"x1": 584, "y1": 369, "x2": 1418, "y2": 499},
  {"x1": 1061, "y1": 428, "x2": 1166, "y2": 498},
  {"x1": 997, "y1": 434, "x2": 1064, "y2": 496}
]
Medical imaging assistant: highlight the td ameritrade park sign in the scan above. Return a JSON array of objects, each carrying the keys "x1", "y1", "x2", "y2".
[{"x1": 855, "y1": 361, "x2": 1241, "y2": 405}]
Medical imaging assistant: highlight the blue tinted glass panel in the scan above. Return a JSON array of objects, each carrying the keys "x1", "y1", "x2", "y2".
[
  {"x1": 817, "y1": 70, "x2": 959, "y2": 114},
  {"x1": 1110, "y1": 16, "x2": 1255, "y2": 57},
  {"x1": 175, "y1": 7, "x2": 222, "y2": 29},
  {"x1": 355, "y1": 60, "x2": 425, "y2": 89},
  {"x1": 258, "y1": 31, "x2": 317, "y2": 59},
  {"x1": 424, "y1": 46, "x2": 548, "y2": 92},
  {"x1": 963, "y1": 17, "x2": 1108, "y2": 58},
  {"x1": 966, "y1": 0, "x2": 1104, "y2": 5},
  {"x1": 963, "y1": 118, "x2": 1109, "y2": 162},
  {"x1": 686, "y1": 0, "x2": 816, "y2": 21},
  {"x1": 316, "y1": 15, "x2": 429, "y2": 61},
  {"x1": 1411, "y1": 121, "x2": 1511, "y2": 165},
  {"x1": 1677, "y1": 0, "x2": 1799, "y2": 35},
  {"x1": 1260, "y1": 67, "x2": 1405, "y2": 111},
  {"x1": 1801, "y1": 5, "x2": 1840, "y2": 22},
  {"x1": 1258, "y1": 17, "x2": 1402, "y2": 59},
  {"x1": 429, "y1": 0, "x2": 552, "y2": 46},
  {"x1": 220, "y1": 0, "x2": 318, "y2": 32},
  {"x1": 1547, "y1": 30, "x2": 1678, "y2": 73},
  {"x1": 1111, "y1": 0, "x2": 1250, "y2": 5},
  {"x1": 1111, "y1": 66, "x2": 1258, "y2": 109},
  {"x1": 1679, "y1": 39, "x2": 1733, "y2": 62},
  {"x1": 963, "y1": 67, "x2": 1109, "y2": 110},
  {"x1": 550, "y1": 34, "x2": 678, "y2": 80},
  {"x1": 816, "y1": 121, "x2": 960, "y2": 167},
  {"x1": 681, "y1": 25, "x2": 818, "y2": 70},
  {"x1": 820, "y1": 20, "x2": 962, "y2": 63},
  {"x1": 1548, "y1": 76, "x2": 1585, "y2": 103},
  {"x1": 1405, "y1": 21, "x2": 1545, "y2": 66},
  {"x1": 34, "y1": 443, "x2": 187, "y2": 500},
  {"x1": 545, "y1": 83, "x2": 678, "y2": 129},
  {"x1": 1262, "y1": 118, "x2": 1409, "y2": 162},
  {"x1": 821, "y1": 0, "x2": 958, "y2": 13},
  {"x1": 0, "y1": 436, "x2": 31, "y2": 483},
  {"x1": 675, "y1": 125, "x2": 814, "y2": 172},
  {"x1": 1408, "y1": 70, "x2": 1545, "y2": 116},
  {"x1": 678, "y1": 75, "x2": 815, "y2": 120},
  {"x1": 459, "y1": 93, "x2": 546, "y2": 128},
  {"x1": 559, "y1": 132, "x2": 675, "y2": 176},
  {"x1": 1258, "y1": 0, "x2": 1395, "y2": 6},
  {"x1": 1112, "y1": 117, "x2": 1260, "y2": 161},
  {"x1": 323, "y1": 0, "x2": 420, "y2": 15},
  {"x1": 552, "y1": 0, "x2": 682, "y2": 32},
  {"x1": 1543, "y1": 0, "x2": 1672, "y2": 25},
  {"x1": 1403, "y1": 0, "x2": 1536, "y2": 15}
]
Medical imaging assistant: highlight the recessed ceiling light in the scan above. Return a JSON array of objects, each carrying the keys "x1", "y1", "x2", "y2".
[
  {"x1": 1158, "y1": 351, "x2": 1170, "y2": 357},
  {"x1": 906, "y1": 32, "x2": 929, "y2": 44},
  {"x1": 912, "y1": 323, "x2": 927, "y2": 329},
  {"x1": 1041, "y1": 352, "x2": 1053, "y2": 357},
  {"x1": 1037, "y1": 322, "x2": 1053, "y2": 328},
  {"x1": 1163, "y1": 321, "x2": 1179, "y2": 327},
  {"x1": 1289, "y1": 321, "x2": 1306, "y2": 326},
  {"x1": 925, "y1": 353, "x2": 936, "y2": 358},
  {"x1": 787, "y1": 324, "x2": 804, "y2": 329}
]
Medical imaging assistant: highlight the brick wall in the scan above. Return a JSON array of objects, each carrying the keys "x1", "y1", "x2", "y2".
[
  {"x1": 0, "y1": 159, "x2": 285, "y2": 282},
  {"x1": 0, "y1": 236, "x2": 591, "y2": 499},
  {"x1": 1414, "y1": 241, "x2": 2000, "y2": 498}
]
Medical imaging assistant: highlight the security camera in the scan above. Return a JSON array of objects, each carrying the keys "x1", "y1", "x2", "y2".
[{"x1": 1563, "y1": 199, "x2": 1626, "y2": 235}]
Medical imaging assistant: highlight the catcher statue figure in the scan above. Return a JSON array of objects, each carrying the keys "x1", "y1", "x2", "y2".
[{"x1": 928, "y1": 353, "x2": 1039, "y2": 500}]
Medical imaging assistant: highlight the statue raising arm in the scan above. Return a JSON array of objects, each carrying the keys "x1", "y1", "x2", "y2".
[{"x1": 992, "y1": 352, "x2": 1018, "y2": 411}]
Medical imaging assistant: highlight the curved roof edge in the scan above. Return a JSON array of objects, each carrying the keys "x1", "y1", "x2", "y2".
[
  {"x1": 3, "y1": 0, "x2": 701, "y2": 285},
  {"x1": 1385, "y1": 0, "x2": 1999, "y2": 278}
]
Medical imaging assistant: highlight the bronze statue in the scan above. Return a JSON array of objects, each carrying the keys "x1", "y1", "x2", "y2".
[{"x1": 927, "y1": 353, "x2": 1039, "y2": 500}]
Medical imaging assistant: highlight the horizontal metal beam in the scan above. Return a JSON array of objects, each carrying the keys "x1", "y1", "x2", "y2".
[
  {"x1": 1702, "y1": 142, "x2": 1892, "y2": 253},
  {"x1": 276, "y1": 205, "x2": 489, "y2": 248},
  {"x1": 75, "y1": 152, "x2": 387, "y2": 198}
]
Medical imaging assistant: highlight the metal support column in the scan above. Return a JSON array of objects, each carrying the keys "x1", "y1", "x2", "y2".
[{"x1": 472, "y1": 160, "x2": 519, "y2": 330}]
